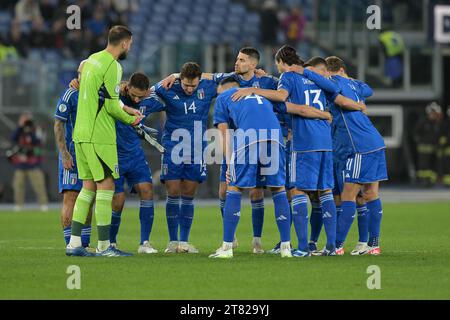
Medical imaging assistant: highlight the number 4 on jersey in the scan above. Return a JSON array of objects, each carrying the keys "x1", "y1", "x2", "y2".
[{"x1": 244, "y1": 93, "x2": 264, "y2": 105}]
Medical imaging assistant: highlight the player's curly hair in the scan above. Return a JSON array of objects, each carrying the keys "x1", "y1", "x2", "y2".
[
  {"x1": 180, "y1": 62, "x2": 202, "y2": 80},
  {"x1": 275, "y1": 45, "x2": 304, "y2": 66},
  {"x1": 129, "y1": 72, "x2": 150, "y2": 90}
]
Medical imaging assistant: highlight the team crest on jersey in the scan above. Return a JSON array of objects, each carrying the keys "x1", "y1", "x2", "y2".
[
  {"x1": 252, "y1": 82, "x2": 260, "y2": 88},
  {"x1": 70, "y1": 174, "x2": 78, "y2": 185},
  {"x1": 114, "y1": 164, "x2": 119, "y2": 175},
  {"x1": 139, "y1": 106, "x2": 146, "y2": 114},
  {"x1": 197, "y1": 89, "x2": 205, "y2": 100},
  {"x1": 58, "y1": 104, "x2": 67, "y2": 113},
  {"x1": 115, "y1": 85, "x2": 120, "y2": 95}
]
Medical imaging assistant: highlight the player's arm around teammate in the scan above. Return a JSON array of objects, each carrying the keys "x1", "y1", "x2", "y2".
[{"x1": 54, "y1": 60, "x2": 94, "y2": 248}]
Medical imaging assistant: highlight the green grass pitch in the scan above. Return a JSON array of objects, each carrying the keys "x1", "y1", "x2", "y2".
[{"x1": 1, "y1": 202, "x2": 450, "y2": 299}]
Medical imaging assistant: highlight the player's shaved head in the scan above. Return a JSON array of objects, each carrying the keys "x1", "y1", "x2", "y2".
[
  {"x1": 235, "y1": 48, "x2": 260, "y2": 76},
  {"x1": 239, "y1": 47, "x2": 260, "y2": 63},
  {"x1": 77, "y1": 59, "x2": 87, "y2": 82},
  {"x1": 305, "y1": 57, "x2": 327, "y2": 68},
  {"x1": 218, "y1": 77, "x2": 239, "y2": 94},
  {"x1": 305, "y1": 57, "x2": 328, "y2": 77},
  {"x1": 326, "y1": 56, "x2": 347, "y2": 73}
]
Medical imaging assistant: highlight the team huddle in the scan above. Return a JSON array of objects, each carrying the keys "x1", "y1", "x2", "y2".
[{"x1": 56, "y1": 26, "x2": 386, "y2": 258}]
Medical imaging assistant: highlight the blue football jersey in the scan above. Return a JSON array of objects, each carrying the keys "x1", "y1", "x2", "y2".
[
  {"x1": 154, "y1": 79, "x2": 217, "y2": 152},
  {"x1": 214, "y1": 87, "x2": 283, "y2": 152},
  {"x1": 116, "y1": 91, "x2": 165, "y2": 158},
  {"x1": 278, "y1": 71, "x2": 336, "y2": 152},
  {"x1": 213, "y1": 72, "x2": 291, "y2": 138},
  {"x1": 54, "y1": 87, "x2": 78, "y2": 155},
  {"x1": 330, "y1": 75, "x2": 385, "y2": 154}
]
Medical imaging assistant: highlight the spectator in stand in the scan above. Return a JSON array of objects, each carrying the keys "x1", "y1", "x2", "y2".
[
  {"x1": 7, "y1": 19, "x2": 29, "y2": 58},
  {"x1": 63, "y1": 29, "x2": 87, "y2": 59},
  {"x1": 0, "y1": 35, "x2": 19, "y2": 63},
  {"x1": 29, "y1": 18, "x2": 53, "y2": 48},
  {"x1": 87, "y1": 9, "x2": 108, "y2": 37},
  {"x1": 86, "y1": 8, "x2": 108, "y2": 53},
  {"x1": 378, "y1": 29, "x2": 405, "y2": 87},
  {"x1": 39, "y1": 0, "x2": 57, "y2": 23},
  {"x1": 261, "y1": 0, "x2": 279, "y2": 47},
  {"x1": 8, "y1": 113, "x2": 49, "y2": 212},
  {"x1": 413, "y1": 102, "x2": 446, "y2": 187},
  {"x1": 14, "y1": 0, "x2": 43, "y2": 24},
  {"x1": 281, "y1": 6, "x2": 306, "y2": 49}
]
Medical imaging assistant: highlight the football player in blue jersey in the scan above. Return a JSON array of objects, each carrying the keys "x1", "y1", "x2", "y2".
[
  {"x1": 153, "y1": 62, "x2": 218, "y2": 253},
  {"x1": 109, "y1": 72, "x2": 165, "y2": 254},
  {"x1": 232, "y1": 45, "x2": 366, "y2": 257},
  {"x1": 161, "y1": 47, "x2": 282, "y2": 254},
  {"x1": 325, "y1": 56, "x2": 386, "y2": 256},
  {"x1": 209, "y1": 77, "x2": 293, "y2": 259},
  {"x1": 54, "y1": 60, "x2": 93, "y2": 249}
]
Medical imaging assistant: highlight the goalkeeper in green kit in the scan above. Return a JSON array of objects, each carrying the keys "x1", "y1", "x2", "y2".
[{"x1": 66, "y1": 26, "x2": 143, "y2": 257}]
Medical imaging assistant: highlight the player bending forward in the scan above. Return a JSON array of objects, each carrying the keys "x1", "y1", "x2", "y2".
[{"x1": 210, "y1": 77, "x2": 292, "y2": 259}]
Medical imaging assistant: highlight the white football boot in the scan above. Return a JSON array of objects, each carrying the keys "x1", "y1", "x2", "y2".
[
  {"x1": 138, "y1": 241, "x2": 158, "y2": 254},
  {"x1": 164, "y1": 241, "x2": 179, "y2": 253},
  {"x1": 350, "y1": 242, "x2": 370, "y2": 256}
]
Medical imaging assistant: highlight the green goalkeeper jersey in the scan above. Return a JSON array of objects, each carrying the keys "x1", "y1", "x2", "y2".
[{"x1": 73, "y1": 50, "x2": 135, "y2": 145}]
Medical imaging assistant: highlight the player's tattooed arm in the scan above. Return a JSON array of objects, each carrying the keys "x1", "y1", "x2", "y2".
[
  {"x1": 231, "y1": 87, "x2": 288, "y2": 102},
  {"x1": 69, "y1": 78, "x2": 79, "y2": 90},
  {"x1": 285, "y1": 102, "x2": 332, "y2": 122},
  {"x1": 334, "y1": 95, "x2": 366, "y2": 113},
  {"x1": 53, "y1": 120, "x2": 74, "y2": 169}
]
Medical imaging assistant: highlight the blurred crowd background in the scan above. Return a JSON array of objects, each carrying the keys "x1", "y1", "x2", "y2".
[{"x1": 0, "y1": 0, "x2": 449, "y2": 205}]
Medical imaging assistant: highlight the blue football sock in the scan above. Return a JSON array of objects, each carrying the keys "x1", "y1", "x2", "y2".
[
  {"x1": 180, "y1": 196, "x2": 194, "y2": 242},
  {"x1": 219, "y1": 198, "x2": 225, "y2": 217},
  {"x1": 336, "y1": 201, "x2": 356, "y2": 248},
  {"x1": 251, "y1": 198, "x2": 264, "y2": 238},
  {"x1": 292, "y1": 194, "x2": 309, "y2": 251},
  {"x1": 289, "y1": 201, "x2": 293, "y2": 227},
  {"x1": 336, "y1": 205, "x2": 342, "y2": 220},
  {"x1": 223, "y1": 191, "x2": 242, "y2": 242},
  {"x1": 166, "y1": 196, "x2": 180, "y2": 241},
  {"x1": 272, "y1": 191, "x2": 291, "y2": 243},
  {"x1": 109, "y1": 210, "x2": 122, "y2": 244},
  {"x1": 320, "y1": 193, "x2": 337, "y2": 250},
  {"x1": 367, "y1": 198, "x2": 383, "y2": 247},
  {"x1": 309, "y1": 200, "x2": 323, "y2": 243},
  {"x1": 81, "y1": 225, "x2": 91, "y2": 247},
  {"x1": 139, "y1": 199, "x2": 154, "y2": 245},
  {"x1": 357, "y1": 204, "x2": 369, "y2": 243},
  {"x1": 63, "y1": 226, "x2": 71, "y2": 245}
]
